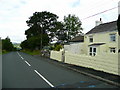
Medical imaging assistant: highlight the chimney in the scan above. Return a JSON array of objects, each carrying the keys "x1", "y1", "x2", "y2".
[{"x1": 95, "y1": 18, "x2": 102, "y2": 26}]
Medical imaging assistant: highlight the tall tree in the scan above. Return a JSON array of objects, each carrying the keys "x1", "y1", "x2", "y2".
[
  {"x1": 64, "y1": 14, "x2": 83, "y2": 40},
  {"x1": 26, "y1": 11, "x2": 58, "y2": 36},
  {"x1": 22, "y1": 11, "x2": 59, "y2": 50},
  {"x1": 49, "y1": 21, "x2": 67, "y2": 42}
]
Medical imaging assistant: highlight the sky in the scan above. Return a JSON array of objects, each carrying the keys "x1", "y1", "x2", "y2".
[{"x1": 0, "y1": 0, "x2": 119, "y2": 43}]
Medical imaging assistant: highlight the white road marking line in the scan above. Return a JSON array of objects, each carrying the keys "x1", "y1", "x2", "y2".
[
  {"x1": 21, "y1": 56, "x2": 24, "y2": 60},
  {"x1": 17, "y1": 52, "x2": 24, "y2": 60},
  {"x1": 25, "y1": 60, "x2": 31, "y2": 66},
  {"x1": 17, "y1": 52, "x2": 21, "y2": 57},
  {"x1": 34, "y1": 70, "x2": 54, "y2": 87}
]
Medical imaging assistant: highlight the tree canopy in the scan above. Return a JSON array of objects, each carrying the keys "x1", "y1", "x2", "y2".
[
  {"x1": 2, "y1": 37, "x2": 15, "y2": 51},
  {"x1": 21, "y1": 11, "x2": 83, "y2": 50},
  {"x1": 21, "y1": 11, "x2": 61, "y2": 50},
  {"x1": 64, "y1": 14, "x2": 83, "y2": 40}
]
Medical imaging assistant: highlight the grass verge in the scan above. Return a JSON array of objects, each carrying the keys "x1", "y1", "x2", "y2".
[
  {"x1": 2, "y1": 50, "x2": 9, "y2": 54},
  {"x1": 20, "y1": 49, "x2": 41, "y2": 55}
]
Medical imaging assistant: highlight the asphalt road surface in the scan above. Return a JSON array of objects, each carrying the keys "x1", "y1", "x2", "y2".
[{"x1": 2, "y1": 52, "x2": 119, "y2": 88}]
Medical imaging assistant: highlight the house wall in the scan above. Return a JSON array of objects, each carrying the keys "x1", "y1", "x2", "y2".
[
  {"x1": 118, "y1": 35, "x2": 120, "y2": 71},
  {"x1": 84, "y1": 31, "x2": 119, "y2": 55},
  {"x1": 64, "y1": 43, "x2": 85, "y2": 55}
]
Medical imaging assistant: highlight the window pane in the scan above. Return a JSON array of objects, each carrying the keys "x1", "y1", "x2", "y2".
[
  {"x1": 110, "y1": 34, "x2": 116, "y2": 42},
  {"x1": 90, "y1": 38, "x2": 93, "y2": 42},
  {"x1": 89, "y1": 53, "x2": 92, "y2": 56},
  {"x1": 113, "y1": 49, "x2": 115, "y2": 53},
  {"x1": 90, "y1": 47, "x2": 92, "y2": 52},
  {"x1": 93, "y1": 48, "x2": 96, "y2": 52},
  {"x1": 110, "y1": 48, "x2": 116, "y2": 53},
  {"x1": 93, "y1": 53, "x2": 96, "y2": 56}
]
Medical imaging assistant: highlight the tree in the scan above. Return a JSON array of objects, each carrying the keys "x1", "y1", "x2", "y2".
[
  {"x1": 26, "y1": 11, "x2": 58, "y2": 37},
  {"x1": 49, "y1": 21, "x2": 67, "y2": 42},
  {"x1": 20, "y1": 40, "x2": 29, "y2": 50},
  {"x1": 22, "y1": 11, "x2": 59, "y2": 50},
  {"x1": 2, "y1": 37, "x2": 14, "y2": 51},
  {"x1": 64, "y1": 14, "x2": 83, "y2": 40},
  {"x1": 117, "y1": 15, "x2": 120, "y2": 35}
]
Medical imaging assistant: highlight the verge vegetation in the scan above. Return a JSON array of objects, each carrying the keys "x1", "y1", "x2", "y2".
[{"x1": 20, "y1": 49, "x2": 41, "y2": 55}]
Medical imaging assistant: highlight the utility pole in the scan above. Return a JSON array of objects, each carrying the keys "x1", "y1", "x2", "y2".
[{"x1": 40, "y1": 24, "x2": 43, "y2": 50}]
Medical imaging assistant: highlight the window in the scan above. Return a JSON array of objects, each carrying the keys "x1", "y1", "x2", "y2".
[
  {"x1": 89, "y1": 36, "x2": 93, "y2": 42},
  {"x1": 89, "y1": 47, "x2": 97, "y2": 56},
  {"x1": 110, "y1": 48, "x2": 116, "y2": 53},
  {"x1": 110, "y1": 34, "x2": 116, "y2": 42}
]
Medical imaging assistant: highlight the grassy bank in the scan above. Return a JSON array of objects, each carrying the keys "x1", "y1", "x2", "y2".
[
  {"x1": 20, "y1": 50, "x2": 41, "y2": 55},
  {"x1": 2, "y1": 50, "x2": 9, "y2": 54}
]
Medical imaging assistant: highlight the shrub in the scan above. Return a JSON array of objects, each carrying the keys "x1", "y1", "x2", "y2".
[{"x1": 54, "y1": 44, "x2": 62, "y2": 51}]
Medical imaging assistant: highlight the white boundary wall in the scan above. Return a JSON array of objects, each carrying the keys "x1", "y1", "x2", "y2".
[
  {"x1": 65, "y1": 52, "x2": 120, "y2": 76},
  {"x1": 50, "y1": 51, "x2": 62, "y2": 62},
  {"x1": 50, "y1": 51, "x2": 120, "y2": 76}
]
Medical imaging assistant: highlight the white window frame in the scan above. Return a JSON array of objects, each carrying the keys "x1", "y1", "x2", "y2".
[
  {"x1": 89, "y1": 46, "x2": 97, "y2": 56},
  {"x1": 110, "y1": 47, "x2": 116, "y2": 53},
  {"x1": 110, "y1": 34, "x2": 116, "y2": 42}
]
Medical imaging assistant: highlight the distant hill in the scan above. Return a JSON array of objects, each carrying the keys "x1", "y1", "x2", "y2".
[{"x1": 13, "y1": 43, "x2": 21, "y2": 49}]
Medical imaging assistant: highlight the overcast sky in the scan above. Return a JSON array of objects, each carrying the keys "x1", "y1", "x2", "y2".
[{"x1": 0, "y1": 0, "x2": 119, "y2": 43}]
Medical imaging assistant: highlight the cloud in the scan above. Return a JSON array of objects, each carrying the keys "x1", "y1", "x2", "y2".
[{"x1": 0, "y1": 0, "x2": 119, "y2": 42}]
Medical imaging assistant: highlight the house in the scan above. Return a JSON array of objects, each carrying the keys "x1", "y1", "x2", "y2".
[
  {"x1": 50, "y1": 20, "x2": 120, "y2": 75},
  {"x1": 84, "y1": 20, "x2": 119, "y2": 56},
  {"x1": 64, "y1": 20, "x2": 119, "y2": 56}
]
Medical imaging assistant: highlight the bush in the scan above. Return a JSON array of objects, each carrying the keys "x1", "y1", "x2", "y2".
[{"x1": 54, "y1": 45, "x2": 62, "y2": 51}]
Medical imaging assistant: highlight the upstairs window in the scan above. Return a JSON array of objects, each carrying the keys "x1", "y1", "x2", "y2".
[
  {"x1": 89, "y1": 36, "x2": 93, "y2": 43},
  {"x1": 110, "y1": 34, "x2": 116, "y2": 42}
]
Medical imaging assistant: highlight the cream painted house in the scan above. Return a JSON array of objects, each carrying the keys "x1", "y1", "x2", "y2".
[
  {"x1": 84, "y1": 21, "x2": 119, "y2": 56},
  {"x1": 64, "y1": 20, "x2": 119, "y2": 56},
  {"x1": 50, "y1": 20, "x2": 120, "y2": 75}
]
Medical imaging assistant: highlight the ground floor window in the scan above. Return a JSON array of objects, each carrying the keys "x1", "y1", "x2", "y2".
[
  {"x1": 89, "y1": 47, "x2": 97, "y2": 56},
  {"x1": 110, "y1": 47, "x2": 116, "y2": 53}
]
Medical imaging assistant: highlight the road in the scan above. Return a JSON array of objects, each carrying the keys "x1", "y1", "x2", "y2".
[{"x1": 2, "y1": 52, "x2": 118, "y2": 88}]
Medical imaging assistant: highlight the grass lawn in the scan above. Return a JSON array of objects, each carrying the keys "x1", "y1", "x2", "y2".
[{"x1": 20, "y1": 50, "x2": 41, "y2": 55}]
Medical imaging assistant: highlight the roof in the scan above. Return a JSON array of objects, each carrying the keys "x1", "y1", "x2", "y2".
[
  {"x1": 86, "y1": 21, "x2": 117, "y2": 34},
  {"x1": 88, "y1": 43, "x2": 105, "y2": 46},
  {"x1": 69, "y1": 35, "x2": 84, "y2": 42}
]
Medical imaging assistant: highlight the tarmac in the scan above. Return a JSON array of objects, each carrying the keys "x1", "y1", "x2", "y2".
[{"x1": 34, "y1": 55, "x2": 120, "y2": 87}]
